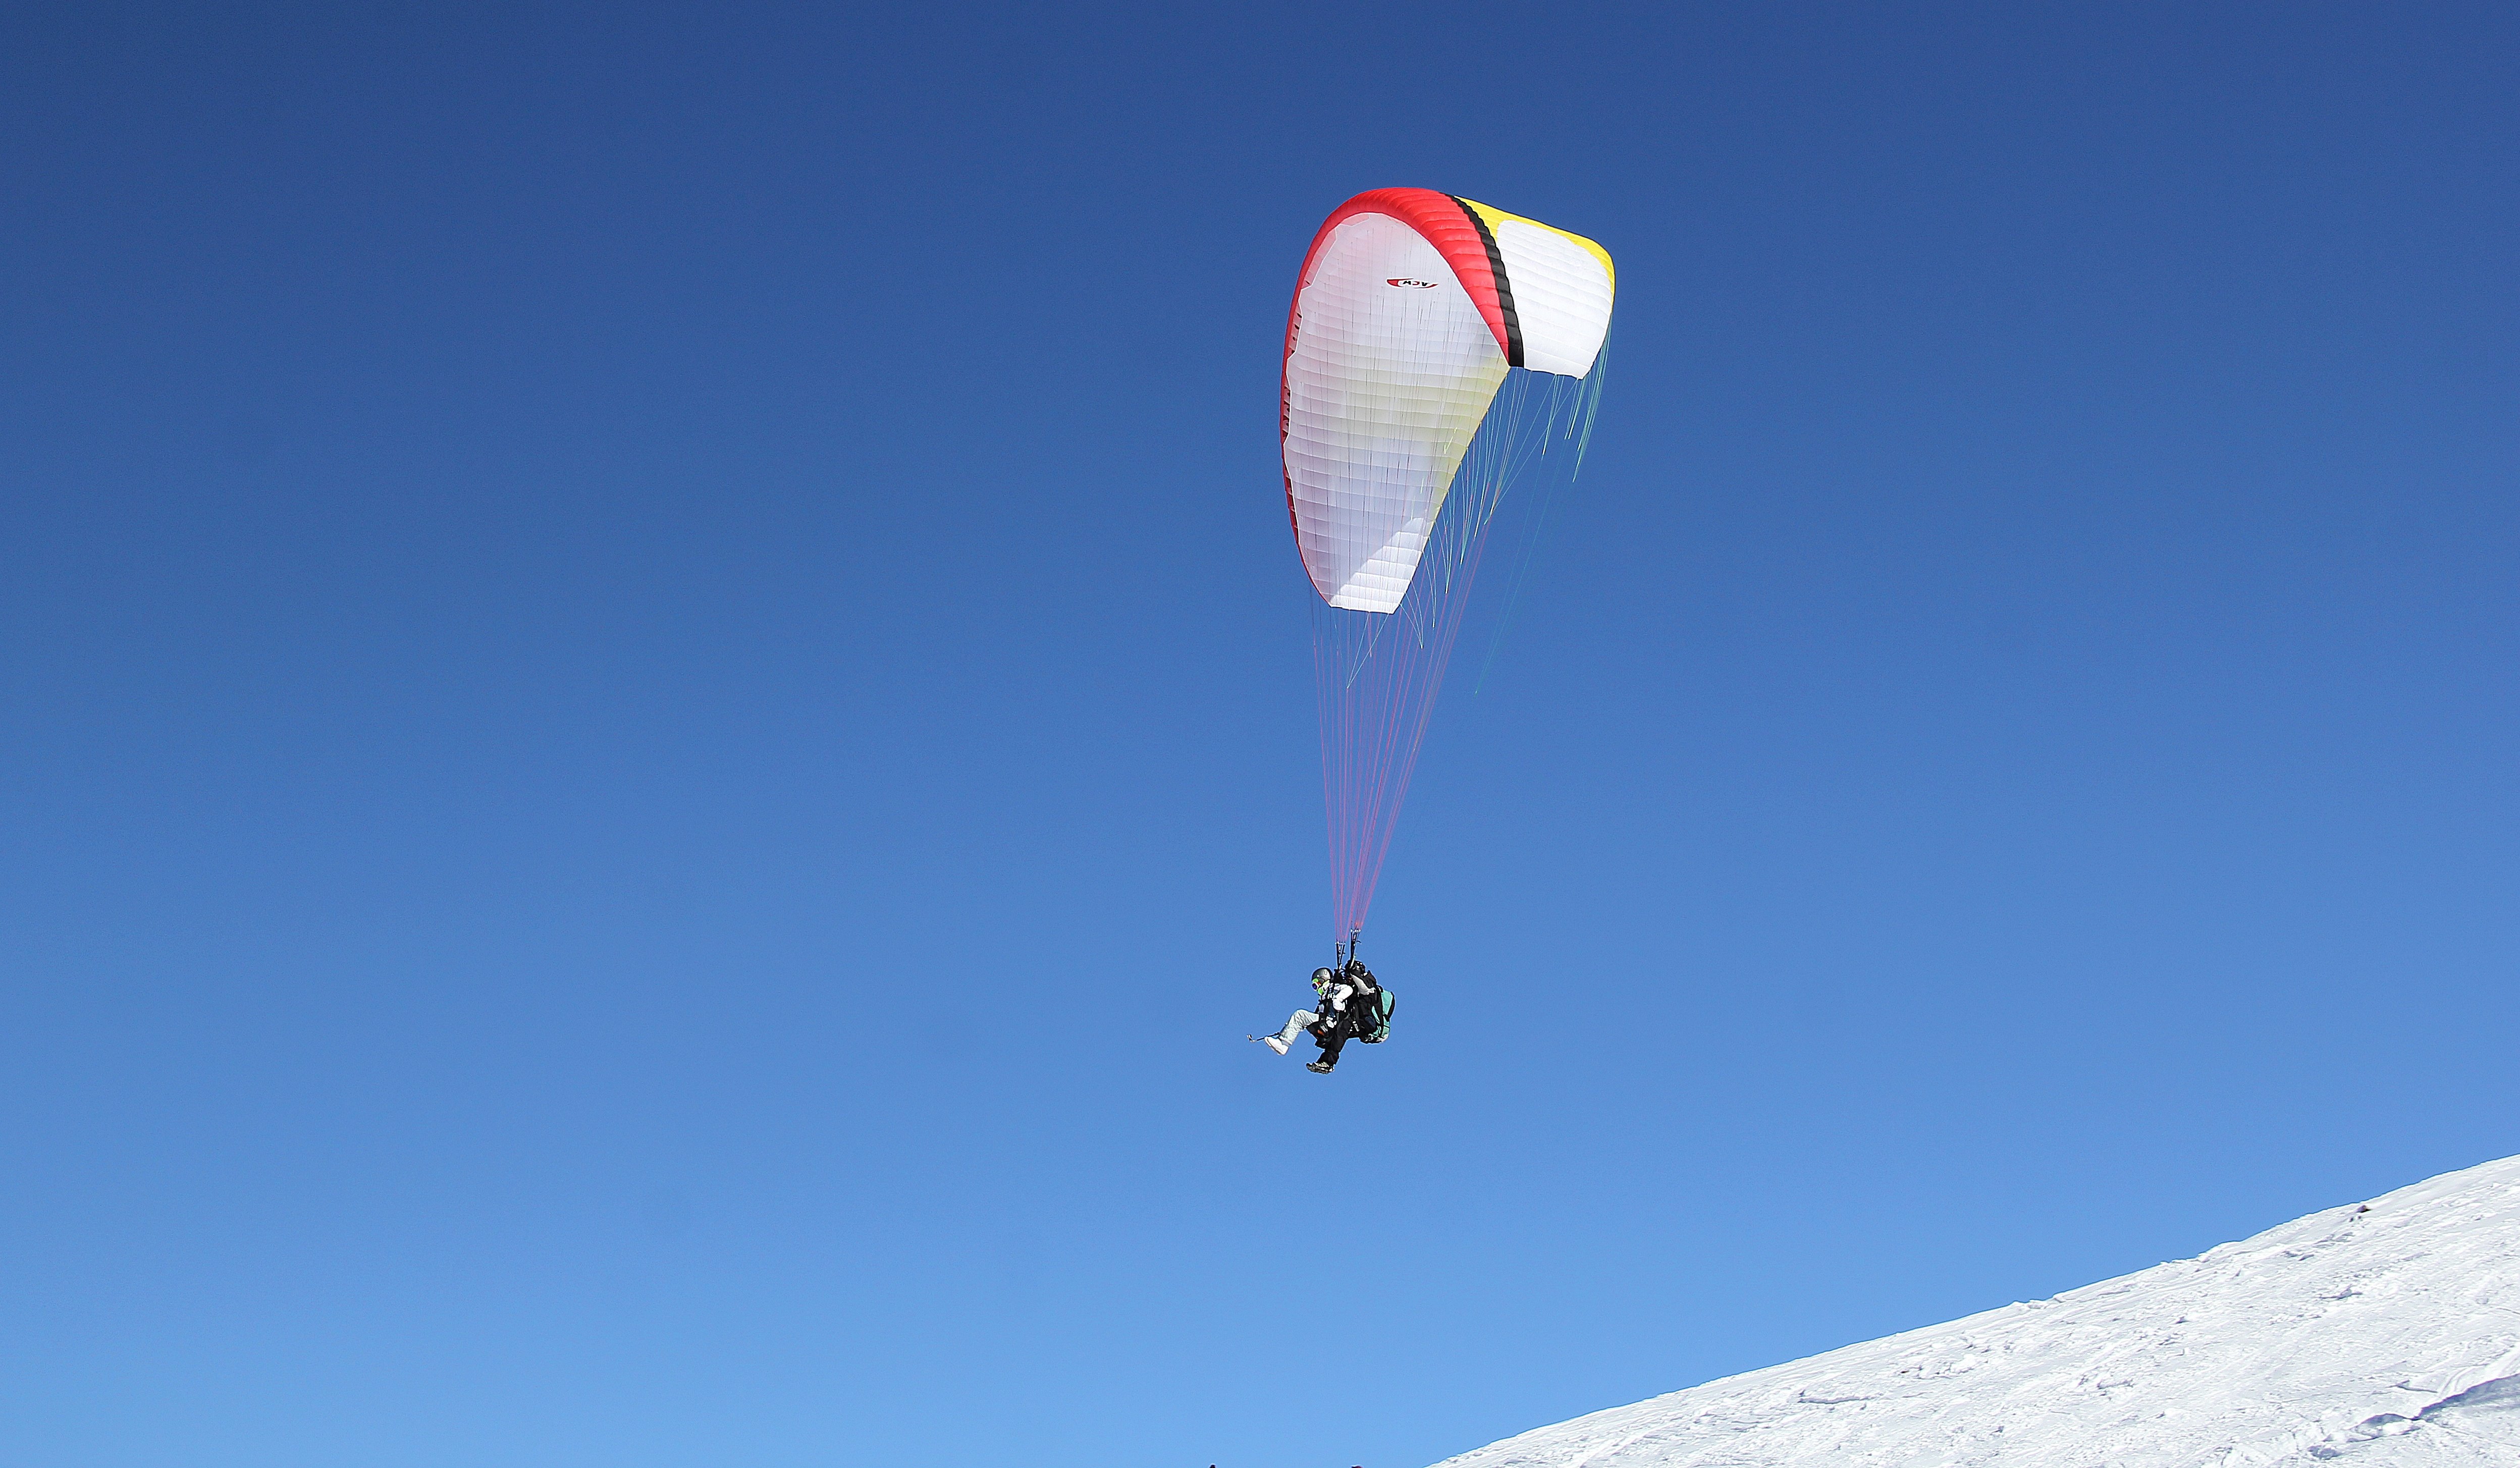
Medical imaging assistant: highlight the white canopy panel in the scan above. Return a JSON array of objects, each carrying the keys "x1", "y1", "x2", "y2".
[{"x1": 1282, "y1": 212, "x2": 1509, "y2": 614}]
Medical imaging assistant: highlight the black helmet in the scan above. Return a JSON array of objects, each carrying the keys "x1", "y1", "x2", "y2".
[{"x1": 1311, "y1": 967, "x2": 1336, "y2": 989}]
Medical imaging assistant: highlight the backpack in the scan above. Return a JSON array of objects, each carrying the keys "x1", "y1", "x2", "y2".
[{"x1": 1353, "y1": 985, "x2": 1396, "y2": 1043}]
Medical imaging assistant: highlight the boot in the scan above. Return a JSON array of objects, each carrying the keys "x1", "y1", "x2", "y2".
[
  {"x1": 1307, "y1": 1060, "x2": 1335, "y2": 1073},
  {"x1": 1263, "y1": 1036, "x2": 1290, "y2": 1055}
]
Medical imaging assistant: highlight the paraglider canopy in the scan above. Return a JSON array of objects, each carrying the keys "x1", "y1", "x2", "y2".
[{"x1": 1281, "y1": 188, "x2": 1615, "y2": 613}]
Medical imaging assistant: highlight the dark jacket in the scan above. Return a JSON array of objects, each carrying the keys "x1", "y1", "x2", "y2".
[{"x1": 1318, "y1": 969, "x2": 1381, "y2": 1037}]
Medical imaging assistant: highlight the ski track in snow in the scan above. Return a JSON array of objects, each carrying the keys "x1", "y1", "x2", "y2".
[{"x1": 1432, "y1": 1156, "x2": 2520, "y2": 1467}]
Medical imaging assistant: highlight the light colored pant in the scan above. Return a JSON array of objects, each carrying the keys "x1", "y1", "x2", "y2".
[{"x1": 1270, "y1": 1010, "x2": 1323, "y2": 1046}]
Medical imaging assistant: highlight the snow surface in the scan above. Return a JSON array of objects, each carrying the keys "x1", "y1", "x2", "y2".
[{"x1": 1434, "y1": 1155, "x2": 2520, "y2": 1467}]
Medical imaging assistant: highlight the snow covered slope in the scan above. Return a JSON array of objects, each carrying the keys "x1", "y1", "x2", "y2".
[{"x1": 1435, "y1": 1156, "x2": 2520, "y2": 1467}]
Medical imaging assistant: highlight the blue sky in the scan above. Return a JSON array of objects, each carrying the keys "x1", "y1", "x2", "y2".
[{"x1": 5, "y1": 4, "x2": 2516, "y2": 1465}]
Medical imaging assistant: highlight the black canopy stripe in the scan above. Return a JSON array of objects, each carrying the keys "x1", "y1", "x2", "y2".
[{"x1": 1450, "y1": 196, "x2": 1523, "y2": 368}]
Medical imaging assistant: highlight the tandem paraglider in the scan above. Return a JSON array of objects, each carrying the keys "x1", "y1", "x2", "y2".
[
  {"x1": 1248, "y1": 932, "x2": 1397, "y2": 1074},
  {"x1": 1253, "y1": 188, "x2": 1615, "y2": 1070}
]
